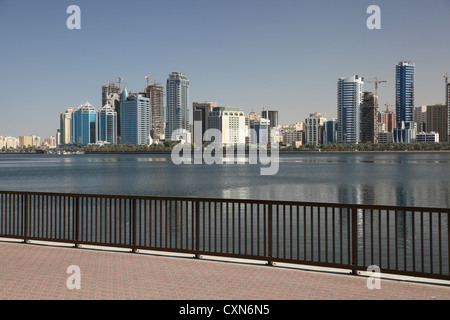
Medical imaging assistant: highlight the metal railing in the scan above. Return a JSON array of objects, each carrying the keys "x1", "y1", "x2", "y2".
[{"x1": 0, "y1": 190, "x2": 449, "y2": 280}]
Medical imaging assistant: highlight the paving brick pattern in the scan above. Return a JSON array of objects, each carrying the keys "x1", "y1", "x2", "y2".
[{"x1": 0, "y1": 240, "x2": 449, "y2": 300}]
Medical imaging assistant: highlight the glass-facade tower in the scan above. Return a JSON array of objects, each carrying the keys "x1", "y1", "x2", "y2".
[
  {"x1": 72, "y1": 102, "x2": 97, "y2": 144},
  {"x1": 165, "y1": 72, "x2": 190, "y2": 141},
  {"x1": 337, "y1": 75, "x2": 364, "y2": 144},
  {"x1": 120, "y1": 89, "x2": 150, "y2": 145},
  {"x1": 98, "y1": 104, "x2": 117, "y2": 144},
  {"x1": 393, "y1": 61, "x2": 415, "y2": 143}
]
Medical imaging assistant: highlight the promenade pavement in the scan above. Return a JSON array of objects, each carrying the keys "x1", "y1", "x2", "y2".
[{"x1": 0, "y1": 238, "x2": 449, "y2": 300}]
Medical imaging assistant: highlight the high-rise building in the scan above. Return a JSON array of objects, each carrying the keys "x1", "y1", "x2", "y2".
[
  {"x1": 447, "y1": 81, "x2": 450, "y2": 142},
  {"x1": 251, "y1": 118, "x2": 271, "y2": 145},
  {"x1": 142, "y1": 83, "x2": 165, "y2": 140},
  {"x1": 56, "y1": 129, "x2": 61, "y2": 146},
  {"x1": 378, "y1": 107, "x2": 396, "y2": 133},
  {"x1": 72, "y1": 102, "x2": 97, "y2": 144},
  {"x1": 426, "y1": 104, "x2": 448, "y2": 142},
  {"x1": 337, "y1": 75, "x2": 364, "y2": 144},
  {"x1": 261, "y1": 110, "x2": 279, "y2": 128},
  {"x1": 305, "y1": 112, "x2": 327, "y2": 146},
  {"x1": 60, "y1": 108, "x2": 73, "y2": 144},
  {"x1": 120, "y1": 89, "x2": 150, "y2": 145},
  {"x1": 102, "y1": 84, "x2": 121, "y2": 139},
  {"x1": 207, "y1": 107, "x2": 246, "y2": 145},
  {"x1": 393, "y1": 61, "x2": 415, "y2": 143},
  {"x1": 165, "y1": 72, "x2": 190, "y2": 141},
  {"x1": 193, "y1": 101, "x2": 217, "y2": 144},
  {"x1": 323, "y1": 119, "x2": 338, "y2": 144},
  {"x1": 414, "y1": 105, "x2": 427, "y2": 132},
  {"x1": 98, "y1": 104, "x2": 118, "y2": 144},
  {"x1": 361, "y1": 92, "x2": 378, "y2": 144},
  {"x1": 19, "y1": 136, "x2": 33, "y2": 148}
]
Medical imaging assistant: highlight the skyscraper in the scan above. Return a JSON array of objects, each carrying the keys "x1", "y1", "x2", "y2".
[
  {"x1": 142, "y1": 83, "x2": 165, "y2": 141},
  {"x1": 193, "y1": 101, "x2": 217, "y2": 144},
  {"x1": 446, "y1": 80, "x2": 450, "y2": 142},
  {"x1": 361, "y1": 92, "x2": 378, "y2": 144},
  {"x1": 261, "y1": 110, "x2": 279, "y2": 128},
  {"x1": 102, "y1": 83, "x2": 121, "y2": 139},
  {"x1": 426, "y1": 104, "x2": 447, "y2": 142},
  {"x1": 98, "y1": 104, "x2": 118, "y2": 144},
  {"x1": 305, "y1": 112, "x2": 327, "y2": 146},
  {"x1": 337, "y1": 75, "x2": 364, "y2": 144},
  {"x1": 393, "y1": 61, "x2": 415, "y2": 143},
  {"x1": 165, "y1": 72, "x2": 190, "y2": 141},
  {"x1": 120, "y1": 89, "x2": 150, "y2": 145},
  {"x1": 60, "y1": 108, "x2": 73, "y2": 144},
  {"x1": 207, "y1": 107, "x2": 246, "y2": 145},
  {"x1": 72, "y1": 102, "x2": 97, "y2": 144}
]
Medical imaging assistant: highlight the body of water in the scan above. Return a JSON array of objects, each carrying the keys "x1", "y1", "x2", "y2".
[{"x1": 0, "y1": 152, "x2": 449, "y2": 208}]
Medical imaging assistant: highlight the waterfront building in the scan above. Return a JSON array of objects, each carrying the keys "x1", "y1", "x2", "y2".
[
  {"x1": 60, "y1": 108, "x2": 73, "y2": 144},
  {"x1": 98, "y1": 104, "x2": 118, "y2": 145},
  {"x1": 323, "y1": 119, "x2": 338, "y2": 144},
  {"x1": 120, "y1": 89, "x2": 150, "y2": 145},
  {"x1": 426, "y1": 104, "x2": 448, "y2": 142},
  {"x1": 393, "y1": 61, "x2": 415, "y2": 143},
  {"x1": 447, "y1": 81, "x2": 450, "y2": 142},
  {"x1": 282, "y1": 128, "x2": 304, "y2": 148},
  {"x1": 261, "y1": 110, "x2": 279, "y2": 128},
  {"x1": 378, "y1": 131, "x2": 393, "y2": 144},
  {"x1": 32, "y1": 135, "x2": 40, "y2": 147},
  {"x1": 56, "y1": 129, "x2": 61, "y2": 146},
  {"x1": 305, "y1": 112, "x2": 327, "y2": 146},
  {"x1": 142, "y1": 83, "x2": 165, "y2": 141},
  {"x1": 378, "y1": 108, "x2": 396, "y2": 133},
  {"x1": 361, "y1": 92, "x2": 378, "y2": 144},
  {"x1": 43, "y1": 136, "x2": 56, "y2": 148},
  {"x1": 165, "y1": 72, "x2": 190, "y2": 141},
  {"x1": 207, "y1": 106, "x2": 246, "y2": 145},
  {"x1": 72, "y1": 102, "x2": 97, "y2": 144},
  {"x1": 414, "y1": 105, "x2": 427, "y2": 132},
  {"x1": 337, "y1": 75, "x2": 364, "y2": 143},
  {"x1": 251, "y1": 117, "x2": 271, "y2": 145},
  {"x1": 416, "y1": 131, "x2": 439, "y2": 143},
  {"x1": 19, "y1": 136, "x2": 33, "y2": 148},
  {"x1": 102, "y1": 83, "x2": 121, "y2": 138},
  {"x1": 193, "y1": 101, "x2": 217, "y2": 145}
]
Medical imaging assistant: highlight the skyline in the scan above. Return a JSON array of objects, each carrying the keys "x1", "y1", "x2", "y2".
[{"x1": 1, "y1": 0, "x2": 450, "y2": 138}]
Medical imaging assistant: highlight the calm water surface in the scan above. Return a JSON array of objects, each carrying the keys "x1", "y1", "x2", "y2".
[{"x1": 0, "y1": 152, "x2": 449, "y2": 208}]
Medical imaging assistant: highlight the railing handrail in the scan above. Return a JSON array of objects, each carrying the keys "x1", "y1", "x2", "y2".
[{"x1": 0, "y1": 190, "x2": 449, "y2": 213}]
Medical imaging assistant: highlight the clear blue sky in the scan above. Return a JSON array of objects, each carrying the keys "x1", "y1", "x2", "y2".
[{"x1": 1, "y1": 0, "x2": 449, "y2": 138}]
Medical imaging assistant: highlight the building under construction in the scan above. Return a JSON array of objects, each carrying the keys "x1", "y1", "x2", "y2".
[
  {"x1": 361, "y1": 91, "x2": 378, "y2": 144},
  {"x1": 142, "y1": 83, "x2": 165, "y2": 141},
  {"x1": 102, "y1": 82, "x2": 121, "y2": 138}
]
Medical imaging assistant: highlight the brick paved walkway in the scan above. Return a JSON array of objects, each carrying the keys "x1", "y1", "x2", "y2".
[{"x1": 0, "y1": 239, "x2": 449, "y2": 300}]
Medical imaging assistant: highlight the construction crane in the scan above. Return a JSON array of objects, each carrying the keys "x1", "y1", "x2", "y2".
[
  {"x1": 111, "y1": 75, "x2": 124, "y2": 90},
  {"x1": 384, "y1": 103, "x2": 395, "y2": 113},
  {"x1": 145, "y1": 75, "x2": 161, "y2": 87},
  {"x1": 366, "y1": 77, "x2": 387, "y2": 108}
]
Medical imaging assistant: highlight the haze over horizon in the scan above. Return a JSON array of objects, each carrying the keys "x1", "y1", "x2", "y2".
[{"x1": 1, "y1": 0, "x2": 450, "y2": 138}]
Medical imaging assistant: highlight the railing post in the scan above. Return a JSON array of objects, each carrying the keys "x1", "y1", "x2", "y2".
[
  {"x1": 131, "y1": 198, "x2": 137, "y2": 253},
  {"x1": 194, "y1": 200, "x2": 201, "y2": 259},
  {"x1": 73, "y1": 196, "x2": 80, "y2": 248},
  {"x1": 23, "y1": 194, "x2": 29, "y2": 243},
  {"x1": 267, "y1": 204, "x2": 274, "y2": 266},
  {"x1": 351, "y1": 207, "x2": 358, "y2": 275}
]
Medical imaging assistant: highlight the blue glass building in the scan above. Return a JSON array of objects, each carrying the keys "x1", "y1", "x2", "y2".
[
  {"x1": 323, "y1": 119, "x2": 338, "y2": 144},
  {"x1": 165, "y1": 72, "x2": 190, "y2": 141},
  {"x1": 98, "y1": 104, "x2": 117, "y2": 144},
  {"x1": 120, "y1": 89, "x2": 150, "y2": 145},
  {"x1": 393, "y1": 61, "x2": 415, "y2": 143},
  {"x1": 72, "y1": 102, "x2": 97, "y2": 144},
  {"x1": 337, "y1": 75, "x2": 364, "y2": 144}
]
